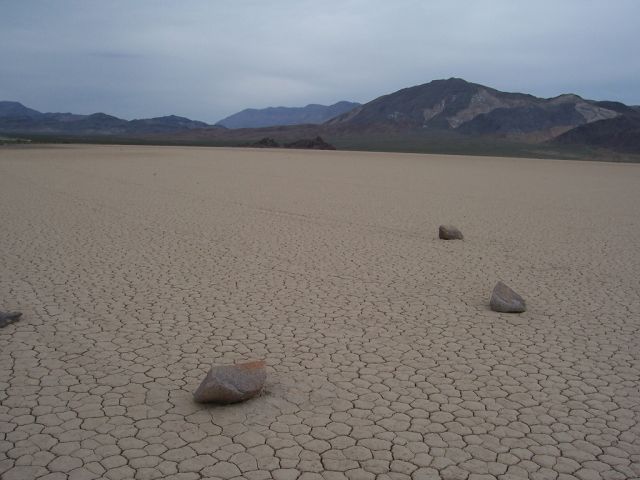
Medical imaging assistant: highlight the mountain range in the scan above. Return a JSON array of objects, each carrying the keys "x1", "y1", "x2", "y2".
[
  {"x1": 216, "y1": 101, "x2": 360, "y2": 128},
  {"x1": 2, "y1": 78, "x2": 639, "y2": 157},
  {"x1": 0, "y1": 100, "x2": 360, "y2": 135},
  {"x1": 0, "y1": 101, "x2": 211, "y2": 135}
]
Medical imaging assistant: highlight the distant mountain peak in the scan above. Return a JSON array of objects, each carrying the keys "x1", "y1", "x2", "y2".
[
  {"x1": 216, "y1": 101, "x2": 360, "y2": 129},
  {"x1": 0, "y1": 100, "x2": 28, "y2": 107},
  {"x1": 436, "y1": 77, "x2": 471, "y2": 84},
  {"x1": 0, "y1": 101, "x2": 43, "y2": 119},
  {"x1": 88, "y1": 112, "x2": 122, "y2": 120}
]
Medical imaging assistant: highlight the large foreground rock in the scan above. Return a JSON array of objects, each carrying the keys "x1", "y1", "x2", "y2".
[
  {"x1": 439, "y1": 225, "x2": 464, "y2": 240},
  {"x1": 193, "y1": 360, "x2": 266, "y2": 404},
  {"x1": 0, "y1": 311, "x2": 22, "y2": 328},
  {"x1": 490, "y1": 282, "x2": 526, "y2": 313}
]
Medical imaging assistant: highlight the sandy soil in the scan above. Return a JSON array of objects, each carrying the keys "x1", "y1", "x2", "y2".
[{"x1": 1, "y1": 145, "x2": 639, "y2": 480}]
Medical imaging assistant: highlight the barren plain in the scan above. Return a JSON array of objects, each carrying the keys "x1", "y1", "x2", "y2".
[{"x1": 1, "y1": 145, "x2": 639, "y2": 480}]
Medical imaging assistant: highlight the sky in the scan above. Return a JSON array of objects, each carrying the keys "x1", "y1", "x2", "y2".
[{"x1": 1, "y1": 0, "x2": 639, "y2": 123}]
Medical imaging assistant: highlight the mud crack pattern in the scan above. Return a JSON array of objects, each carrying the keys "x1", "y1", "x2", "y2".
[{"x1": 1, "y1": 145, "x2": 639, "y2": 480}]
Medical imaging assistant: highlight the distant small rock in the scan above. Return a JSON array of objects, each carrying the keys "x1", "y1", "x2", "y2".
[
  {"x1": 0, "y1": 311, "x2": 22, "y2": 328},
  {"x1": 439, "y1": 225, "x2": 464, "y2": 240},
  {"x1": 193, "y1": 360, "x2": 266, "y2": 404},
  {"x1": 490, "y1": 282, "x2": 526, "y2": 313},
  {"x1": 284, "y1": 136, "x2": 336, "y2": 150},
  {"x1": 251, "y1": 137, "x2": 280, "y2": 148}
]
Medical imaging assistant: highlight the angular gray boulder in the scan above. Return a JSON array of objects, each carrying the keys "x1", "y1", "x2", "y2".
[
  {"x1": 0, "y1": 311, "x2": 22, "y2": 328},
  {"x1": 193, "y1": 360, "x2": 266, "y2": 404},
  {"x1": 490, "y1": 282, "x2": 526, "y2": 313},
  {"x1": 439, "y1": 225, "x2": 464, "y2": 240}
]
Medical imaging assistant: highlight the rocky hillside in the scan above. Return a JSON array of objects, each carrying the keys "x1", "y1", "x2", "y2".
[
  {"x1": 552, "y1": 114, "x2": 640, "y2": 153},
  {"x1": 326, "y1": 78, "x2": 624, "y2": 142},
  {"x1": 216, "y1": 101, "x2": 360, "y2": 128}
]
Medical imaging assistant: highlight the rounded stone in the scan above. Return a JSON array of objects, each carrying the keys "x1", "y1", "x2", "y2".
[
  {"x1": 193, "y1": 360, "x2": 266, "y2": 404},
  {"x1": 439, "y1": 225, "x2": 464, "y2": 240},
  {"x1": 489, "y1": 281, "x2": 526, "y2": 313}
]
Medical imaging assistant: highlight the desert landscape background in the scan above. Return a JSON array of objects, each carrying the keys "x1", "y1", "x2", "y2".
[
  {"x1": 3, "y1": 78, "x2": 640, "y2": 162},
  {"x1": 1, "y1": 145, "x2": 638, "y2": 479}
]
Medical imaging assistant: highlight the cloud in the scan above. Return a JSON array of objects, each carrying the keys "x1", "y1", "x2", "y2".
[{"x1": 1, "y1": 0, "x2": 638, "y2": 122}]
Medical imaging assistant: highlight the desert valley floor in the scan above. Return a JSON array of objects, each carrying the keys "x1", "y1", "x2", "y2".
[{"x1": 0, "y1": 145, "x2": 639, "y2": 480}]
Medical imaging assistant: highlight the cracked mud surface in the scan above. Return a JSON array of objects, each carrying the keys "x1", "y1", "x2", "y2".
[{"x1": 1, "y1": 145, "x2": 639, "y2": 480}]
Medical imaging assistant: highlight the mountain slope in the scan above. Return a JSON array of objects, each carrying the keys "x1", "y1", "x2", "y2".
[
  {"x1": 0, "y1": 101, "x2": 43, "y2": 119},
  {"x1": 552, "y1": 114, "x2": 640, "y2": 153},
  {"x1": 326, "y1": 78, "x2": 621, "y2": 140},
  {"x1": 216, "y1": 101, "x2": 360, "y2": 128}
]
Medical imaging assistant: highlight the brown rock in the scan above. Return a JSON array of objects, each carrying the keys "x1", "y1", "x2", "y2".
[
  {"x1": 193, "y1": 360, "x2": 266, "y2": 404},
  {"x1": 490, "y1": 281, "x2": 526, "y2": 313},
  {"x1": 439, "y1": 225, "x2": 463, "y2": 240}
]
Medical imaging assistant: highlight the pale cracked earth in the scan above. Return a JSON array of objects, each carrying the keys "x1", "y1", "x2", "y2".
[{"x1": 0, "y1": 145, "x2": 639, "y2": 480}]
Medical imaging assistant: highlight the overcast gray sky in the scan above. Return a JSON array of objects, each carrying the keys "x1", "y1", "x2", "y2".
[{"x1": 1, "y1": 0, "x2": 638, "y2": 123}]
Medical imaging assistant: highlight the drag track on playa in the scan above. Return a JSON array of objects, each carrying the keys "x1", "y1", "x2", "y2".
[{"x1": 1, "y1": 145, "x2": 639, "y2": 480}]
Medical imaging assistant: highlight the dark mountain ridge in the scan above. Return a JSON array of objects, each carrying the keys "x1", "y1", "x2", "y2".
[
  {"x1": 0, "y1": 101, "x2": 43, "y2": 119},
  {"x1": 216, "y1": 101, "x2": 360, "y2": 128},
  {"x1": 0, "y1": 101, "x2": 215, "y2": 135},
  {"x1": 552, "y1": 110, "x2": 640, "y2": 153}
]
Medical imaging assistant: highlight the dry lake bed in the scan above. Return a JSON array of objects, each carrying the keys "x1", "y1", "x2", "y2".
[{"x1": 1, "y1": 145, "x2": 639, "y2": 480}]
